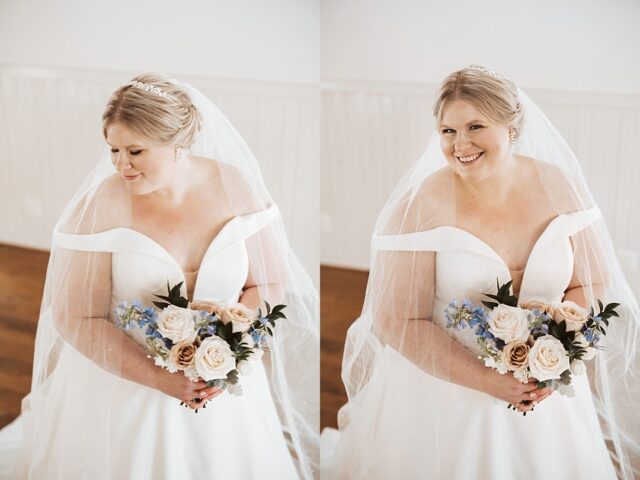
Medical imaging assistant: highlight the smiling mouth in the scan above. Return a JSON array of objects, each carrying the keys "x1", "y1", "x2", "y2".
[
  {"x1": 456, "y1": 152, "x2": 484, "y2": 163},
  {"x1": 123, "y1": 173, "x2": 141, "y2": 181}
]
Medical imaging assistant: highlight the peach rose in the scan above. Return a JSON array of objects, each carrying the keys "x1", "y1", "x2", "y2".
[
  {"x1": 188, "y1": 300, "x2": 226, "y2": 317},
  {"x1": 521, "y1": 300, "x2": 556, "y2": 317},
  {"x1": 169, "y1": 341, "x2": 197, "y2": 370},
  {"x1": 502, "y1": 340, "x2": 530, "y2": 371},
  {"x1": 221, "y1": 303, "x2": 255, "y2": 333},
  {"x1": 552, "y1": 301, "x2": 589, "y2": 332}
]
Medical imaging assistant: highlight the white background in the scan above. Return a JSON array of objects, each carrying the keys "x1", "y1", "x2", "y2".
[
  {"x1": 0, "y1": 0, "x2": 318, "y2": 84},
  {"x1": 321, "y1": 0, "x2": 640, "y2": 93}
]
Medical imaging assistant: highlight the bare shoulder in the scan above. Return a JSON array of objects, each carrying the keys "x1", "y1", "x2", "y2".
[
  {"x1": 60, "y1": 173, "x2": 130, "y2": 234},
  {"x1": 384, "y1": 167, "x2": 453, "y2": 234},
  {"x1": 191, "y1": 156, "x2": 265, "y2": 215},
  {"x1": 518, "y1": 155, "x2": 584, "y2": 213}
]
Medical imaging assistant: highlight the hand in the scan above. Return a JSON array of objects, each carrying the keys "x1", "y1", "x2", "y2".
[
  {"x1": 153, "y1": 369, "x2": 223, "y2": 410},
  {"x1": 482, "y1": 369, "x2": 553, "y2": 413}
]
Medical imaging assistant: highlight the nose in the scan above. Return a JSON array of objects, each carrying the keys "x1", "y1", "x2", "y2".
[
  {"x1": 113, "y1": 151, "x2": 132, "y2": 171},
  {"x1": 453, "y1": 131, "x2": 472, "y2": 152}
]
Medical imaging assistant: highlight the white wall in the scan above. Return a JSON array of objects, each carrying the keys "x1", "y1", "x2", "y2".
[
  {"x1": 0, "y1": 0, "x2": 318, "y2": 84},
  {"x1": 321, "y1": 0, "x2": 640, "y2": 93}
]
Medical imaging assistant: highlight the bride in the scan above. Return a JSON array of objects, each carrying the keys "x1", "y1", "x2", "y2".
[
  {"x1": 2, "y1": 74, "x2": 318, "y2": 479},
  {"x1": 325, "y1": 66, "x2": 639, "y2": 479}
]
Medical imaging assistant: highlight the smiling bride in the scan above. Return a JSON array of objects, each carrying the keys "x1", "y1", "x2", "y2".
[{"x1": 325, "y1": 66, "x2": 640, "y2": 479}]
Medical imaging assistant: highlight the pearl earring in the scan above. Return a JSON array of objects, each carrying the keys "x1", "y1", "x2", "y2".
[
  {"x1": 508, "y1": 128, "x2": 516, "y2": 145},
  {"x1": 175, "y1": 147, "x2": 184, "y2": 164}
]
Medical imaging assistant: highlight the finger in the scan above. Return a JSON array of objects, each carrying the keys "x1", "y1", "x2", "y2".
[
  {"x1": 534, "y1": 392, "x2": 553, "y2": 404},
  {"x1": 195, "y1": 387, "x2": 222, "y2": 398}
]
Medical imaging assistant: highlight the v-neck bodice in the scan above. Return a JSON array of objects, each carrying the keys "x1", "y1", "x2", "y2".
[
  {"x1": 53, "y1": 205, "x2": 279, "y2": 344},
  {"x1": 372, "y1": 207, "x2": 600, "y2": 354}
]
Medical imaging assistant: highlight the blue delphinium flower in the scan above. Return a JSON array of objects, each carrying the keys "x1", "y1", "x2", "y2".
[
  {"x1": 475, "y1": 321, "x2": 495, "y2": 341},
  {"x1": 251, "y1": 329, "x2": 265, "y2": 346},
  {"x1": 530, "y1": 323, "x2": 549, "y2": 337},
  {"x1": 445, "y1": 299, "x2": 488, "y2": 331}
]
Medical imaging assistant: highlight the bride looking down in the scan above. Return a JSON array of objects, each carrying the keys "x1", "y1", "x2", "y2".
[{"x1": 5, "y1": 73, "x2": 319, "y2": 479}]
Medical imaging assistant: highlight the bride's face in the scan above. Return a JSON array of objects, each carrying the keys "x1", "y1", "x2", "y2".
[
  {"x1": 439, "y1": 99, "x2": 511, "y2": 182},
  {"x1": 106, "y1": 123, "x2": 177, "y2": 195}
]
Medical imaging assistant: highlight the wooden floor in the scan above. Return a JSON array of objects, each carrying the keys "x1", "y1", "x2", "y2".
[
  {"x1": 0, "y1": 244, "x2": 49, "y2": 429},
  {"x1": 320, "y1": 265, "x2": 368, "y2": 430},
  {"x1": 0, "y1": 245, "x2": 366, "y2": 432}
]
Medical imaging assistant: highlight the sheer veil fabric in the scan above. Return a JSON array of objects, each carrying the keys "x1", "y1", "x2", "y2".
[
  {"x1": 15, "y1": 80, "x2": 319, "y2": 478},
  {"x1": 332, "y1": 86, "x2": 639, "y2": 478}
]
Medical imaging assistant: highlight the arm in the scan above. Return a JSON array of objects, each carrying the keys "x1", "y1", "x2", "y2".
[
  {"x1": 371, "y1": 249, "x2": 546, "y2": 408},
  {"x1": 371, "y1": 249, "x2": 489, "y2": 392},
  {"x1": 51, "y1": 248, "x2": 211, "y2": 404}
]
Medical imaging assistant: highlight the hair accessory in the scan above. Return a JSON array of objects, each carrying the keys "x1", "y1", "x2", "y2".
[
  {"x1": 127, "y1": 80, "x2": 168, "y2": 98},
  {"x1": 461, "y1": 65, "x2": 500, "y2": 78}
]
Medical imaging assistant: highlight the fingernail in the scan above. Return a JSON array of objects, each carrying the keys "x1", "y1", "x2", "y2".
[{"x1": 530, "y1": 393, "x2": 537, "y2": 399}]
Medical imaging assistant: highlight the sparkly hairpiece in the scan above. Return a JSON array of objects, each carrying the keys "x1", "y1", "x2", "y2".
[
  {"x1": 461, "y1": 65, "x2": 500, "y2": 78},
  {"x1": 127, "y1": 80, "x2": 168, "y2": 98}
]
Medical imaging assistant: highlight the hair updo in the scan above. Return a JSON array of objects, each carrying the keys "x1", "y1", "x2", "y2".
[
  {"x1": 102, "y1": 73, "x2": 202, "y2": 148},
  {"x1": 433, "y1": 65, "x2": 524, "y2": 140}
]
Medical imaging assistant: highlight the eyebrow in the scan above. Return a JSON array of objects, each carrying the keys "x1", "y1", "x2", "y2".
[{"x1": 440, "y1": 119, "x2": 485, "y2": 128}]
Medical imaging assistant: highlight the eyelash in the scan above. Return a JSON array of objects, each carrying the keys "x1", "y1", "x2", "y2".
[
  {"x1": 441, "y1": 125, "x2": 483, "y2": 134},
  {"x1": 111, "y1": 149, "x2": 142, "y2": 156}
]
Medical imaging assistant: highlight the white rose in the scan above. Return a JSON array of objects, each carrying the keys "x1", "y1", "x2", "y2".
[
  {"x1": 552, "y1": 301, "x2": 589, "y2": 332},
  {"x1": 221, "y1": 303, "x2": 255, "y2": 333},
  {"x1": 575, "y1": 332, "x2": 597, "y2": 361},
  {"x1": 528, "y1": 335, "x2": 570, "y2": 381},
  {"x1": 236, "y1": 349, "x2": 264, "y2": 376},
  {"x1": 156, "y1": 305, "x2": 198, "y2": 343},
  {"x1": 570, "y1": 359, "x2": 586, "y2": 376},
  {"x1": 487, "y1": 304, "x2": 531, "y2": 343},
  {"x1": 195, "y1": 336, "x2": 236, "y2": 381}
]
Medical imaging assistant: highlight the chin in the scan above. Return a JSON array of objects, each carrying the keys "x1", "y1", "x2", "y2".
[{"x1": 121, "y1": 177, "x2": 152, "y2": 196}]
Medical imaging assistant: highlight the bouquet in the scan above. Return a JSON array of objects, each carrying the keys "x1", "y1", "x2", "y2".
[
  {"x1": 114, "y1": 281, "x2": 286, "y2": 404},
  {"x1": 445, "y1": 280, "x2": 619, "y2": 408}
]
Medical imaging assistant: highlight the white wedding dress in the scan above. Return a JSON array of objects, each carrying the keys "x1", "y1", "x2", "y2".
[
  {"x1": 1, "y1": 206, "x2": 299, "y2": 479},
  {"x1": 326, "y1": 207, "x2": 617, "y2": 479}
]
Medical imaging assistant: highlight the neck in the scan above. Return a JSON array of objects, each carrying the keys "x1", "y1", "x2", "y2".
[
  {"x1": 459, "y1": 153, "x2": 518, "y2": 207},
  {"x1": 149, "y1": 157, "x2": 196, "y2": 207}
]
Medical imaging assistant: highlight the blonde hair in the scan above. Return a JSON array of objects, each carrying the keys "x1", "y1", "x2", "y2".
[
  {"x1": 433, "y1": 65, "x2": 524, "y2": 140},
  {"x1": 102, "y1": 73, "x2": 202, "y2": 148}
]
